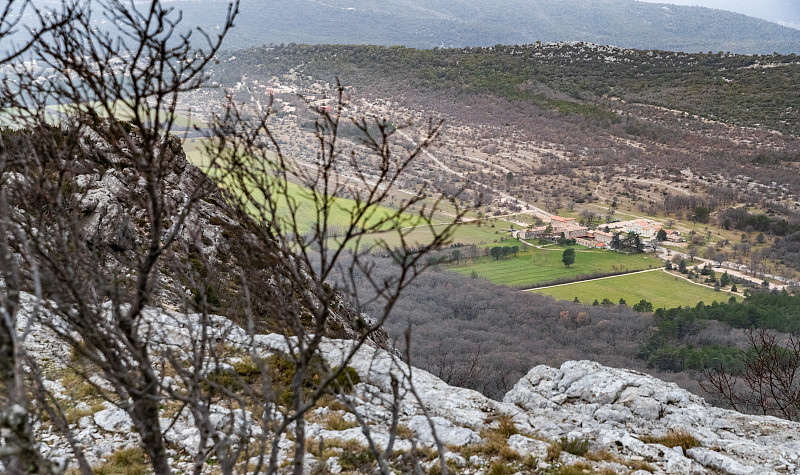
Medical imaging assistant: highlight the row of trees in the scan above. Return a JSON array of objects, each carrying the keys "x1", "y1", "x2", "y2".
[{"x1": 490, "y1": 245, "x2": 520, "y2": 260}]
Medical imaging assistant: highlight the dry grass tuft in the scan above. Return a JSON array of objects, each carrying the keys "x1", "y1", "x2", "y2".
[
  {"x1": 546, "y1": 441, "x2": 562, "y2": 462},
  {"x1": 322, "y1": 412, "x2": 358, "y2": 431},
  {"x1": 642, "y1": 428, "x2": 700, "y2": 451},
  {"x1": 93, "y1": 447, "x2": 149, "y2": 475}
]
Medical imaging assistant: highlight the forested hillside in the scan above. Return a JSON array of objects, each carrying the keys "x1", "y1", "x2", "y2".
[
  {"x1": 206, "y1": 40, "x2": 800, "y2": 406},
  {"x1": 216, "y1": 43, "x2": 800, "y2": 137}
]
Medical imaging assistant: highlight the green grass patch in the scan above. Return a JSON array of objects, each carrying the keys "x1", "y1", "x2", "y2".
[
  {"x1": 182, "y1": 137, "x2": 214, "y2": 166},
  {"x1": 533, "y1": 269, "x2": 737, "y2": 309},
  {"x1": 451, "y1": 247, "x2": 657, "y2": 287},
  {"x1": 362, "y1": 222, "x2": 507, "y2": 249},
  {"x1": 189, "y1": 144, "x2": 423, "y2": 235},
  {"x1": 276, "y1": 180, "x2": 425, "y2": 235},
  {"x1": 47, "y1": 100, "x2": 207, "y2": 129}
]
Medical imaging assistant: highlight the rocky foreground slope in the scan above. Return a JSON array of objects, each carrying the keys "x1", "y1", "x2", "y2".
[{"x1": 19, "y1": 291, "x2": 799, "y2": 475}]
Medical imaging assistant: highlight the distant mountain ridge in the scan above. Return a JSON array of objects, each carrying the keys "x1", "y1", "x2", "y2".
[{"x1": 170, "y1": 0, "x2": 800, "y2": 54}]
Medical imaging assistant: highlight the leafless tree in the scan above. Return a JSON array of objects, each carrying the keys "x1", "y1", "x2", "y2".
[
  {"x1": 702, "y1": 329, "x2": 800, "y2": 421},
  {"x1": 193, "y1": 84, "x2": 464, "y2": 474},
  {"x1": 581, "y1": 208, "x2": 597, "y2": 225},
  {"x1": 0, "y1": 2, "x2": 84, "y2": 473},
  {"x1": 688, "y1": 245, "x2": 699, "y2": 262},
  {"x1": 1, "y1": 1, "x2": 463, "y2": 474},
  {"x1": 1, "y1": 0, "x2": 237, "y2": 473}
]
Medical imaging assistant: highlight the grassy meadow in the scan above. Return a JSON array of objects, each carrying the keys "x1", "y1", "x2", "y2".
[
  {"x1": 450, "y1": 245, "x2": 660, "y2": 287},
  {"x1": 532, "y1": 269, "x2": 738, "y2": 309},
  {"x1": 184, "y1": 141, "x2": 425, "y2": 234},
  {"x1": 47, "y1": 101, "x2": 208, "y2": 129},
  {"x1": 362, "y1": 221, "x2": 507, "y2": 249}
]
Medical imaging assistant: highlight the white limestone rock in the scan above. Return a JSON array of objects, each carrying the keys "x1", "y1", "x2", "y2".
[
  {"x1": 507, "y1": 434, "x2": 550, "y2": 459},
  {"x1": 407, "y1": 415, "x2": 481, "y2": 447},
  {"x1": 93, "y1": 405, "x2": 132, "y2": 433},
  {"x1": 686, "y1": 447, "x2": 769, "y2": 475},
  {"x1": 326, "y1": 456, "x2": 342, "y2": 474},
  {"x1": 503, "y1": 360, "x2": 800, "y2": 474},
  {"x1": 19, "y1": 293, "x2": 800, "y2": 475}
]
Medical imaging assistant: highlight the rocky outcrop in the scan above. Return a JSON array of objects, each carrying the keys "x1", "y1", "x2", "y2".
[
  {"x1": 504, "y1": 361, "x2": 800, "y2": 474},
  {"x1": 4, "y1": 126, "x2": 381, "y2": 344},
  {"x1": 17, "y1": 293, "x2": 800, "y2": 474}
]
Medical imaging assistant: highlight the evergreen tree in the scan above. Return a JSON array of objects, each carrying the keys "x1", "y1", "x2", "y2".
[{"x1": 562, "y1": 248, "x2": 576, "y2": 268}]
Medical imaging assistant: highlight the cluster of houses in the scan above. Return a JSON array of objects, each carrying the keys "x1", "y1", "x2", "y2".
[{"x1": 512, "y1": 215, "x2": 682, "y2": 250}]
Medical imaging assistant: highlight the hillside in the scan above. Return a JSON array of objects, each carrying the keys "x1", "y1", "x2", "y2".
[
  {"x1": 215, "y1": 42, "x2": 800, "y2": 137},
  {"x1": 197, "y1": 42, "x2": 800, "y2": 406},
  {"x1": 210, "y1": 43, "x2": 800, "y2": 227},
  {"x1": 7, "y1": 1, "x2": 800, "y2": 473},
  {"x1": 170, "y1": 0, "x2": 800, "y2": 54}
]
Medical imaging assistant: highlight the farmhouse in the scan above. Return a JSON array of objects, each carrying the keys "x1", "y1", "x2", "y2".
[
  {"x1": 560, "y1": 223, "x2": 590, "y2": 239},
  {"x1": 573, "y1": 230, "x2": 613, "y2": 248},
  {"x1": 592, "y1": 230, "x2": 612, "y2": 244},
  {"x1": 512, "y1": 226, "x2": 548, "y2": 239},
  {"x1": 550, "y1": 216, "x2": 575, "y2": 225},
  {"x1": 575, "y1": 236, "x2": 602, "y2": 248},
  {"x1": 606, "y1": 219, "x2": 663, "y2": 238},
  {"x1": 665, "y1": 229, "x2": 684, "y2": 242},
  {"x1": 549, "y1": 216, "x2": 589, "y2": 239}
]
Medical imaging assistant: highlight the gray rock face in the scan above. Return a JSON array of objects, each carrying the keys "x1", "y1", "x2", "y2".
[
  {"x1": 407, "y1": 415, "x2": 481, "y2": 447},
  {"x1": 93, "y1": 405, "x2": 133, "y2": 433},
  {"x1": 507, "y1": 433, "x2": 550, "y2": 459},
  {"x1": 77, "y1": 171, "x2": 138, "y2": 251},
  {"x1": 305, "y1": 341, "x2": 800, "y2": 474},
  {"x1": 502, "y1": 360, "x2": 800, "y2": 474},
  {"x1": 18, "y1": 294, "x2": 800, "y2": 474}
]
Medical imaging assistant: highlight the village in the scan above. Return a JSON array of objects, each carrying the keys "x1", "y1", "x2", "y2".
[{"x1": 510, "y1": 215, "x2": 682, "y2": 251}]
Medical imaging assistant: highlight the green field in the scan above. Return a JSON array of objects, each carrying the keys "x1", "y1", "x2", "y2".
[
  {"x1": 450, "y1": 246, "x2": 659, "y2": 287},
  {"x1": 363, "y1": 221, "x2": 509, "y2": 249},
  {"x1": 532, "y1": 269, "x2": 738, "y2": 309},
  {"x1": 183, "y1": 137, "x2": 213, "y2": 166},
  {"x1": 185, "y1": 143, "x2": 423, "y2": 235},
  {"x1": 2, "y1": 100, "x2": 207, "y2": 131},
  {"x1": 47, "y1": 101, "x2": 208, "y2": 129},
  {"x1": 277, "y1": 180, "x2": 427, "y2": 234}
]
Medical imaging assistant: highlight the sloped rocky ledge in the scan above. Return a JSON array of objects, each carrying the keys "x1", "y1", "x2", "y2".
[{"x1": 15, "y1": 295, "x2": 800, "y2": 474}]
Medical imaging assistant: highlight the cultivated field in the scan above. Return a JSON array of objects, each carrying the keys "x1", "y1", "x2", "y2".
[
  {"x1": 184, "y1": 142, "x2": 421, "y2": 234},
  {"x1": 363, "y1": 222, "x2": 507, "y2": 249},
  {"x1": 450, "y1": 245, "x2": 660, "y2": 287},
  {"x1": 532, "y1": 269, "x2": 738, "y2": 309}
]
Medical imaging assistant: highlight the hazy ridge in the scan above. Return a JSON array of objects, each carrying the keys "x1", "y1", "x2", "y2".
[{"x1": 168, "y1": 0, "x2": 800, "y2": 54}]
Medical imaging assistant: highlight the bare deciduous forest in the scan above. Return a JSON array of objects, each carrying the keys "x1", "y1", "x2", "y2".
[{"x1": 352, "y1": 258, "x2": 749, "y2": 400}]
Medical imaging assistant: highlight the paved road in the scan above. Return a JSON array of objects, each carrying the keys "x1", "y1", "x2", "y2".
[{"x1": 657, "y1": 249, "x2": 788, "y2": 291}]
